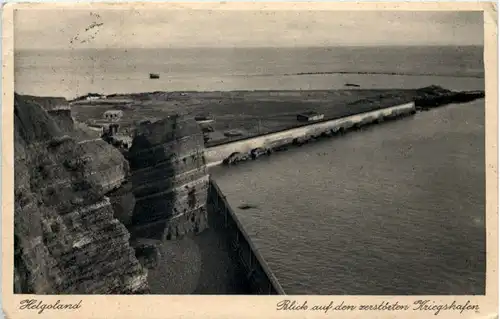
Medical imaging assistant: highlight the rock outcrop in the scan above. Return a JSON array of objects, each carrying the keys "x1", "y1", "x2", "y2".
[
  {"x1": 127, "y1": 114, "x2": 209, "y2": 242},
  {"x1": 23, "y1": 94, "x2": 101, "y2": 140},
  {"x1": 415, "y1": 85, "x2": 485, "y2": 109},
  {"x1": 14, "y1": 94, "x2": 149, "y2": 294}
]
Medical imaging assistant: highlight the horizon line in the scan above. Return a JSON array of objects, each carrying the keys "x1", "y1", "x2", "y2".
[{"x1": 16, "y1": 44, "x2": 485, "y2": 51}]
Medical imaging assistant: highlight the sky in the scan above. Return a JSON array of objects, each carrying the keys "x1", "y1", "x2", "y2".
[{"x1": 14, "y1": 9, "x2": 484, "y2": 50}]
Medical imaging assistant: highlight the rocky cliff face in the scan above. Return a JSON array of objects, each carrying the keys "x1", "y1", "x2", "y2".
[
  {"x1": 127, "y1": 115, "x2": 209, "y2": 243},
  {"x1": 24, "y1": 94, "x2": 101, "y2": 140},
  {"x1": 14, "y1": 94, "x2": 149, "y2": 294}
]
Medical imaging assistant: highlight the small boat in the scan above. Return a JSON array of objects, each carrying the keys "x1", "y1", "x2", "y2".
[
  {"x1": 224, "y1": 129, "x2": 244, "y2": 137},
  {"x1": 149, "y1": 73, "x2": 160, "y2": 79},
  {"x1": 194, "y1": 114, "x2": 215, "y2": 124},
  {"x1": 345, "y1": 83, "x2": 360, "y2": 88}
]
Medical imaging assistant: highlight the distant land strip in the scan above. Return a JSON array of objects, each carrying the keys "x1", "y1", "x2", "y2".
[{"x1": 240, "y1": 71, "x2": 485, "y2": 79}]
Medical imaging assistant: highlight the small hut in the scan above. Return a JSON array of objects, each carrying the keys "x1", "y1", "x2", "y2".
[
  {"x1": 194, "y1": 114, "x2": 215, "y2": 124},
  {"x1": 103, "y1": 110, "x2": 124, "y2": 122},
  {"x1": 297, "y1": 111, "x2": 324, "y2": 122}
]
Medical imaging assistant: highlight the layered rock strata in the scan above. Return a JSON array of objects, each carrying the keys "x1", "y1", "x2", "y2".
[
  {"x1": 14, "y1": 94, "x2": 149, "y2": 294},
  {"x1": 127, "y1": 114, "x2": 209, "y2": 242}
]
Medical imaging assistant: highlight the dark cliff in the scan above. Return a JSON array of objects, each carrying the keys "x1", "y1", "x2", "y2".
[
  {"x1": 119, "y1": 114, "x2": 211, "y2": 293},
  {"x1": 14, "y1": 94, "x2": 149, "y2": 294},
  {"x1": 127, "y1": 114, "x2": 209, "y2": 242}
]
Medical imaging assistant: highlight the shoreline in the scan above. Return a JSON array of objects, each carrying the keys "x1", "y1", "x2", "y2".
[
  {"x1": 69, "y1": 86, "x2": 484, "y2": 103},
  {"x1": 195, "y1": 86, "x2": 482, "y2": 167},
  {"x1": 205, "y1": 102, "x2": 418, "y2": 167},
  {"x1": 13, "y1": 85, "x2": 485, "y2": 295},
  {"x1": 69, "y1": 86, "x2": 483, "y2": 144},
  {"x1": 69, "y1": 85, "x2": 484, "y2": 167}
]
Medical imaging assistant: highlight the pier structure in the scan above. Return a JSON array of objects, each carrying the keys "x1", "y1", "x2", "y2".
[
  {"x1": 204, "y1": 102, "x2": 416, "y2": 166},
  {"x1": 200, "y1": 102, "x2": 418, "y2": 294},
  {"x1": 208, "y1": 178, "x2": 286, "y2": 295}
]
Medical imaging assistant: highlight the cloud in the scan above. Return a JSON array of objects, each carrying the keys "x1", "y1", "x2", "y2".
[{"x1": 14, "y1": 9, "x2": 484, "y2": 49}]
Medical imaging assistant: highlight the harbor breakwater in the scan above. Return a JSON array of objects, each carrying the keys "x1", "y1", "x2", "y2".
[
  {"x1": 204, "y1": 102, "x2": 417, "y2": 167},
  {"x1": 208, "y1": 178, "x2": 286, "y2": 295},
  {"x1": 201, "y1": 86, "x2": 484, "y2": 167},
  {"x1": 14, "y1": 86, "x2": 484, "y2": 294}
]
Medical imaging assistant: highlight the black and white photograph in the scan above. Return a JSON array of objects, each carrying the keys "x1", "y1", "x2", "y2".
[{"x1": 11, "y1": 5, "x2": 489, "y2": 298}]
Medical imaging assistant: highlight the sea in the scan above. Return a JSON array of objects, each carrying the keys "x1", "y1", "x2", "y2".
[
  {"x1": 15, "y1": 46, "x2": 483, "y2": 98},
  {"x1": 15, "y1": 46, "x2": 486, "y2": 295}
]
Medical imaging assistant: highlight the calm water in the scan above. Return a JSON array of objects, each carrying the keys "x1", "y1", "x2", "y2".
[
  {"x1": 211, "y1": 95, "x2": 486, "y2": 295},
  {"x1": 15, "y1": 46, "x2": 483, "y2": 99},
  {"x1": 16, "y1": 46, "x2": 486, "y2": 294}
]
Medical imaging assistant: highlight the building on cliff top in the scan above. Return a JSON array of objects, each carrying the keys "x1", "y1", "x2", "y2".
[
  {"x1": 103, "y1": 110, "x2": 124, "y2": 122},
  {"x1": 86, "y1": 94, "x2": 106, "y2": 101}
]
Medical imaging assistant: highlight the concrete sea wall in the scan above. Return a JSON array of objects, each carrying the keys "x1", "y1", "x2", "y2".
[
  {"x1": 208, "y1": 178, "x2": 286, "y2": 295},
  {"x1": 204, "y1": 102, "x2": 416, "y2": 167}
]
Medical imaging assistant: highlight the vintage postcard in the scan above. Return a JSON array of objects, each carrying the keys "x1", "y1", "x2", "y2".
[{"x1": 2, "y1": 2, "x2": 498, "y2": 319}]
